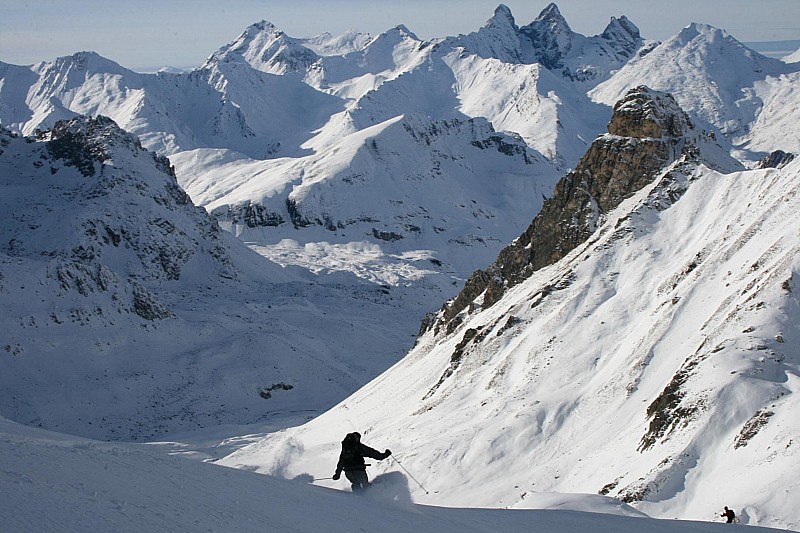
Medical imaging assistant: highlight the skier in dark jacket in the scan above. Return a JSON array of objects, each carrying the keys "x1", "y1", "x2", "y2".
[
  {"x1": 333, "y1": 432, "x2": 391, "y2": 491},
  {"x1": 721, "y1": 506, "x2": 736, "y2": 523}
]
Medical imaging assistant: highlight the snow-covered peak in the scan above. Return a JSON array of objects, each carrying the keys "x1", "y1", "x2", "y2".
[
  {"x1": 302, "y1": 30, "x2": 372, "y2": 56},
  {"x1": 674, "y1": 22, "x2": 732, "y2": 48},
  {"x1": 378, "y1": 24, "x2": 420, "y2": 43},
  {"x1": 668, "y1": 22, "x2": 788, "y2": 69},
  {"x1": 535, "y1": 2, "x2": 570, "y2": 29},
  {"x1": 36, "y1": 51, "x2": 130, "y2": 75},
  {"x1": 447, "y1": 4, "x2": 528, "y2": 63},
  {"x1": 203, "y1": 19, "x2": 319, "y2": 76},
  {"x1": 33, "y1": 51, "x2": 135, "y2": 84},
  {"x1": 485, "y1": 4, "x2": 518, "y2": 31}
]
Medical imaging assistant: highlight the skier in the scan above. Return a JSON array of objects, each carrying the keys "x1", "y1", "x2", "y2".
[
  {"x1": 721, "y1": 506, "x2": 736, "y2": 523},
  {"x1": 332, "y1": 432, "x2": 391, "y2": 491}
]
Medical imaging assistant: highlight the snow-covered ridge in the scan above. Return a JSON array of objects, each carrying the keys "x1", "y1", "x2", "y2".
[{"x1": 3, "y1": 2, "x2": 797, "y2": 167}]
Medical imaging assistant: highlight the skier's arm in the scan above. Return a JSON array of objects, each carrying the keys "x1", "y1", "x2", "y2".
[
  {"x1": 334, "y1": 453, "x2": 344, "y2": 478},
  {"x1": 361, "y1": 444, "x2": 391, "y2": 460}
]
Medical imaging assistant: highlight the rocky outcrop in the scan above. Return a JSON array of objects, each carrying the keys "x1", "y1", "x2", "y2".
[
  {"x1": 756, "y1": 150, "x2": 795, "y2": 169},
  {"x1": 213, "y1": 202, "x2": 285, "y2": 228},
  {"x1": 430, "y1": 86, "x2": 703, "y2": 333}
]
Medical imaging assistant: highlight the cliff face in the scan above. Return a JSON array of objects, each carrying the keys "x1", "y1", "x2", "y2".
[{"x1": 433, "y1": 86, "x2": 706, "y2": 333}]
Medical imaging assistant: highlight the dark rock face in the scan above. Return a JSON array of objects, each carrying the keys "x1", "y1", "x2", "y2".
[
  {"x1": 213, "y1": 202, "x2": 285, "y2": 228},
  {"x1": 432, "y1": 86, "x2": 698, "y2": 332},
  {"x1": 519, "y1": 3, "x2": 573, "y2": 70},
  {"x1": 756, "y1": 150, "x2": 795, "y2": 169},
  {"x1": 600, "y1": 16, "x2": 642, "y2": 60}
]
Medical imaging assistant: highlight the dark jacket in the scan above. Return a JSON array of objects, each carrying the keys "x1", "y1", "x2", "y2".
[
  {"x1": 723, "y1": 508, "x2": 735, "y2": 523},
  {"x1": 335, "y1": 432, "x2": 390, "y2": 474}
]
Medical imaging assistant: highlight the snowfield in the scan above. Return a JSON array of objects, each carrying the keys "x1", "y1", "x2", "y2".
[
  {"x1": 1, "y1": 416, "x2": 790, "y2": 532},
  {"x1": 1, "y1": 2, "x2": 799, "y2": 532}
]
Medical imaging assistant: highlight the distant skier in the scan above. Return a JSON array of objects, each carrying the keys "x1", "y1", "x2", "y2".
[
  {"x1": 332, "y1": 432, "x2": 391, "y2": 491},
  {"x1": 721, "y1": 506, "x2": 736, "y2": 523}
]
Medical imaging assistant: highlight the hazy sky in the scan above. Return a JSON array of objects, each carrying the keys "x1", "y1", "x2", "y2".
[{"x1": 2, "y1": 0, "x2": 799, "y2": 71}]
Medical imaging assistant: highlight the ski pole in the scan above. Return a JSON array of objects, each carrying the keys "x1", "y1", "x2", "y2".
[
  {"x1": 391, "y1": 456, "x2": 429, "y2": 494},
  {"x1": 313, "y1": 477, "x2": 334, "y2": 481}
]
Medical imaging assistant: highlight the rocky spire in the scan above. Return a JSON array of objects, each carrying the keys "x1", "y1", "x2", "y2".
[
  {"x1": 600, "y1": 16, "x2": 642, "y2": 59},
  {"x1": 519, "y1": 2, "x2": 573, "y2": 69},
  {"x1": 485, "y1": 4, "x2": 518, "y2": 31}
]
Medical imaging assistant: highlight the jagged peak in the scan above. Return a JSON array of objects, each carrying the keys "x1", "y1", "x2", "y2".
[
  {"x1": 244, "y1": 19, "x2": 282, "y2": 36},
  {"x1": 39, "y1": 115, "x2": 148, "y2": 169},
  {"x1": 360, "y1": 24, "x2": 420, "y2": 54},
  {"x1": 486, "y1": 4, "x2": 517, "y2": 30},
  {"x1": 533, "y1": 2, "x2": 571, "y2": 31},
  {"x1": 204, "y1": 19, "x2": 319, "y2": 73},
  {"x1": 228, "y1": 19, "x2": 295, "y2": 51},
  {"x1": 601, "y1": 15, "x2": 641, "y2": 43},
  {"x1": 382, "y1": 24, "x2": 419, "y2": 41},
  {"x1": 518, "y1": 2, "x2": 575, "y2": 69}
]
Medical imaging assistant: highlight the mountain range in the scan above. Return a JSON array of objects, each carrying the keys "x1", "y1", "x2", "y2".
[{"x1": 1, "y1": 2, "x2": 799, "y2": 530}]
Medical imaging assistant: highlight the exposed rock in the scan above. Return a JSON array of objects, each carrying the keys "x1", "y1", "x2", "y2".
[
  {"x1": 756, "y1": 150, "x2": 795, "y2": 169},
  {"x1": 733, "y1": 409, "x2": 774, "y2": 448},
  {"x1": 431, "y1": 86, "x2": 703, "y2": 333},
  {"x1": 213, "y1": 202, "x2": 285, "y2": 228},
  {"x1": 519, "y1": 3, "x2": 573, "y2": 70},
  {"x1": 600, "y1": 16, "x2": 642, "y2": 59}
]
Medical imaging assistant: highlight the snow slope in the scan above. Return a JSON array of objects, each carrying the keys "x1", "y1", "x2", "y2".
[
  {"x1": 220, "y1": 147, "x2": 800, "y2": 530},
  {"x1": 784, "y1": 48, "x2": 800, "y2": 63},
  {"x1": 2, "y1": 416, "x2": 790, "y2": 533}
]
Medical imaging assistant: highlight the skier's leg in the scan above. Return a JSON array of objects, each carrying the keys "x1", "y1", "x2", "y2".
[{"x1": 345, "y1": 470, "x2": 369, "y2": 491}]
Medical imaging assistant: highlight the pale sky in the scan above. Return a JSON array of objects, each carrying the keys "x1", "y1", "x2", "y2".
[{"x1": 1, "y1": 0, "x2": 799, "y2": 71}]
